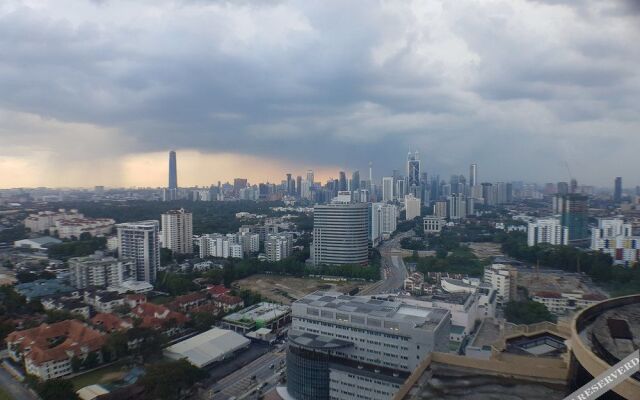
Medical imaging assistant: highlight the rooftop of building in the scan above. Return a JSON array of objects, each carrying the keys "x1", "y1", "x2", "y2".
[
  {"x1": 578, "y1": 297, "x2": 640, "y2": 366},
  {"x1": 223, "y1": 302, "x2": 291, "y2": 326},
  {"x1": 295, "y1": 291, "x2": 449, "y2": 329},
  {"x1": 164, "y1": 327, "x2": 249, "y2": 368},
  {"x1": 90, "y1": 313, "x2": 133, "y2": 332},
  {"x1": 15, "y1": 279, "x2": 75, "y2": 299},
  {"x1": 15, "y1": 236, "x2": 62, "y2": 246},
  {"x1": 420, "y1": 291, "x2": 473, "y2": 306},
  {"x1": 5, "y1": 319, "x2": 105, "y2": 364}
]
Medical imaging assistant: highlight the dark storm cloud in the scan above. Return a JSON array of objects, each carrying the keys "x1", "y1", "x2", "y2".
[{"x1": 0, "y1": 0, "x2": 639, "y2": 185}]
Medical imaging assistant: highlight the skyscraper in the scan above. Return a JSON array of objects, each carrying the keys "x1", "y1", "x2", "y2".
[
  {"x1": 407, "y1": 151, "x2": 420, "y2": 187},
  {"x1": 614, "y1": 177, "x2": 622, "y2": 203},
  {"x1": 351, "y1": 170, "x2": 360, "y2": 191},
  {"x1": 553, "y1": 193, "x2": 589, "y2": 242},
  {"x1": 557, "y1": 181, "x2": 569, "y2": 195},
  {"x1": 382, "y1": 177, "x2": 394, "y2": 203},
  {"x1": 306, "y1": 170, "x2": 314, "y2": 185},
  {"x1": 469, "y1": 164, "x2": 477, "y2": 187},
  {"x1": 338, "y1": 171, "x2": 347, "y2": 192},
  {"x1": 286, "y1": 173, "x2": 293, "y2": 194},
  {"x1": 296, "y1": 176, "x2": 302, "y2": 196},
  {"x1": 161, "y1": 208, "x2": 193, "y2": 254},
  {"x1": 310, "y1": 203, "x2": 369, "y2": 266},
  {"x1": 117, "y1": 221, "x2": 160, "y2": 283},
  {"x1": 168, "y1": 150, "x2": 178, "y2": 189}
]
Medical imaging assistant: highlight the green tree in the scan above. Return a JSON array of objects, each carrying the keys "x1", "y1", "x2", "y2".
[
  {"x1": 139, "y1": 359, "x2": 207, "y2": 400},
  {"x1": 37, "y1": 379, "x2": 79, "y2": 400},
  {"x1": 189, "y1": 312, "x2": 218, "y2": 333},
  {"x1": 504, "y1": 300, "x2": 556, "y2": 325},
  {"x1": 71, "y1": 356, "x2": 82, "y2": 372},
  {"x1": 104, "y1": 332, "x2": 129, "y2": 359},
  {"x1": 82, "y1": 352, "x2": 99, "y2": 369}
]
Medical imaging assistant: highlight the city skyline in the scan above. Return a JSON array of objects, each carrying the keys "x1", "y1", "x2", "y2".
[{"x1": 2, "y1": 1, "x2": 640, "y2": 188}]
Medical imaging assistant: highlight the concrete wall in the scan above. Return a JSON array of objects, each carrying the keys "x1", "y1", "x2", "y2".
[{"x1": 431, "y1": 352, "x2": 569, "y2": 384}]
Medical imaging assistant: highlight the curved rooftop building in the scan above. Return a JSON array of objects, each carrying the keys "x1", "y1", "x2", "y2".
[
  {"x1": 311, "y1": 203, "x2": 369, "y2": 266},
  {"x1": 570, "y1": 294, "x2": 640, "y2": 400}
]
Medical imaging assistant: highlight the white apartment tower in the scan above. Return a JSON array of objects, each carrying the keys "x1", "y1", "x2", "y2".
[
  {"x1": 117, "y1": 221, "x2": 161, "y2": 283},
  {"x1": 527, "y1": 217, "x2": 569, "y2": 247},
  {"x1": 265, "y1": 233, "x2": 294, "y2": 262},
  {"x1": 483, "y1": 263, "x2": 517, "y2": 304},
  {"x1": 161, "y1": 208, "x2": 193, "y2": 254},
  {"x1": 382, "y1": 177, "x2": 394, "y2": 203},
  {"x1": 68, "y1": 253, "x2": 135, "y2": 289},
  {"x1": 405, "y1": 194, "x2": 421, "y2": 220}
]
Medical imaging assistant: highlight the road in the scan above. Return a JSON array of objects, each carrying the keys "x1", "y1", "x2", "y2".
[
  {"x1": 0, "y1": 365, "x2": 38, "y2": 400},
  {"x1": 360, "y1": 231, "x2": 411, "y2": 295},
  {"x1": 206, "y1": 346, "x2": 286, "y2": 399}
]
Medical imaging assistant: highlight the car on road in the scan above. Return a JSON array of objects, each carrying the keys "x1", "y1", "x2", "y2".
[{"x1": 269, "y1": 363, "x2": 275, "y2": 369}]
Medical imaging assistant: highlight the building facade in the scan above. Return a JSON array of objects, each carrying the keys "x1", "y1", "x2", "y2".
[
  {"x1": 69, "y1": 253, "x2": 134, "y2": 289},
  {"x1": 527, "y1": 217, "x2": 569, "y2": 246},
  {"x1": 284, "y1": 291, "x2": 450, "y2": 400},
  {"x1": 161, "y1": 208, "x2": 193, "y2": 254},
  {"x1": 311, "y1": 203, "x2": 369, "y2": 266},
  {"x1": 591, "y1": 218, "x2": 639, "y2": 266},
  {"x1": 404, "y1": 194, "x2": 421, "y2": 220},
  {"x1": 265, "y1": 233, "x2": 294, "y2": 262},
  {"x1": 117, "y1": 221, "x2": 161, "y2": 283},
  {"x1": 483, "y1": 264, "x2": 517, "y2": 305}
]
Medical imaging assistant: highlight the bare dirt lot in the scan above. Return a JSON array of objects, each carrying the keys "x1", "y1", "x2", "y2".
[
  {"x1": 466, "y1": 242, "x2": 504, "y2": 259},
  {"x1": 233, "y1": 274, "x2": 372, "y2": 304}
]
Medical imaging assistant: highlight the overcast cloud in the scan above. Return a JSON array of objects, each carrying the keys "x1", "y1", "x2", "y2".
[{"x1": 0, "y1": 0, "x2": 639, "y2": 188}]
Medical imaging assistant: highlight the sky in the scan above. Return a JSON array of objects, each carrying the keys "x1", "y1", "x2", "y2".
[{"x1": 0, "y1": 0, "x2": 639, "y2": 189}]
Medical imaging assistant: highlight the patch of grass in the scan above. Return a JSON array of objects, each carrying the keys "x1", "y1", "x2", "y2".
[{"x1": 69, "y1": 360, "x2": 130, "y2": 390}]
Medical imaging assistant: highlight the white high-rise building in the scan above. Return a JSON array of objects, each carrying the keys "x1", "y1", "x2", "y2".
[
  {"x1": 239, "y1": 232, "x2": 260, "y2": 255},
  {"x1": 265, "y1": 233, "x2": 294, "y2": 262},
  {"x1": 69, "y1": 253, "x2": 135, "y2": 289},
  {"x1": 371, "y1": 203, "x2": 397, "y2": 245},
  {"x1": 117, "y1": 221, "x2": 160, "y2": 284},
  {"x1": 527, "y1": 217, "x2": 569, "y2": 247},
  {"x1": 382, "y1": 177, "x2": 394, "y2": 203},
  {"x1": 591, "y1": 218, "x2": 639, "y2": 266},
  {"x1": 433, "y1": 201, "x2": 448, "y2": 219},
  {"x1": 404, "y1": 194, "x2": 421, "y2": 220},
  {"x1": 447, "y1": 194, "x2": 467, "y2": 220},
  {"x1": 311, "y1": 203, "x2": 369, "y2": 266},
  {"x1": 198, "y1": 233, "x2": 244, "y2": 259},
  {"x1": 483, "y1": 264, "x2": 517, "y2": 304},
  {"x1": 161, "y1": 208, "x2": 193, "y2": 254}
]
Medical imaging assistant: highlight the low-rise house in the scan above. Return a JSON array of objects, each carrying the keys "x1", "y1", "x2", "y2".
[
  {"x1": 206, "y1": 285, "x2": 230, "y2": 297},
  {"x1": 531, "y1": 291, "x2": 607, "y2": 315},
  {"x1": 41, "y1": 297, "x2": 91, "y2": 320},
  {"x1": 213, "y1": 294, "x2": 244, "y2": 312},
  {"x1": 130, "y1": 303, "x2": 187, "y2": 335},
  {"x1": 84, "y1": 290, "x2": 125, "y2": 313},
  {"x1": 168, "y1": 292, "x2": 210, "y2": 313},
  {"x1": 90, "y1": 313, "x2": 133, "y2": 333},
  {"x1": 124, "y1": 294, "x2": 147, "y2": 308},
  {"x1": 14, "y1": 279, "x2": 77, "y2": 301},
  {"x1": 5, "y1": 320, "x2": 106, "y2": 380}
]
